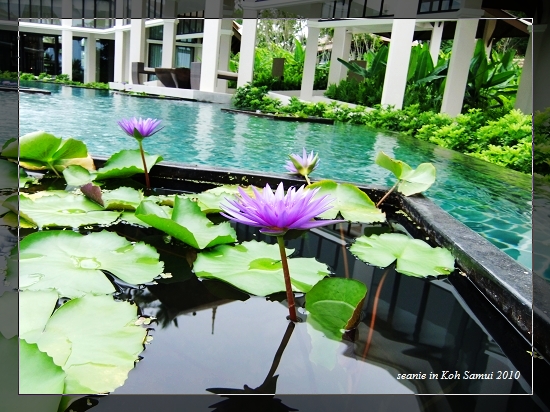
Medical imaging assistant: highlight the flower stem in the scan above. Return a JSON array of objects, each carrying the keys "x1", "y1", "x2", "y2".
[
  {"x1": 376, "y1": 181, "x2": 399, "y2": 208},
  {"x1": 276, "y1": 235, "x2": 298, "y2": 322},
  {"x1": 362, "y1": 267, "x2": 389, "y2": 360},
  {"x1": 137, "y1": 140, "x2": 151, "y2": 190},
  {"x1": 304, "y1": 174, "x2": 312, "y2": 186}
]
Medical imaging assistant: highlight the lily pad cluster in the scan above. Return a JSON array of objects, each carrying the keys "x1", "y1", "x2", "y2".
[{"x1": 2, "y1": 130, "x2": 457, "y2": 396}]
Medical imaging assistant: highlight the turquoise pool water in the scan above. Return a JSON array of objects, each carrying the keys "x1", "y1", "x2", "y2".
[{"x1": 17, "y1": 82, "x2": 532, "y2": 269}]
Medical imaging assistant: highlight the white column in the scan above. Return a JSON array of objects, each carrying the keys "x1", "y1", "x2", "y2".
[
  {"x1": 61, "y1": 19, "x2": 73, "y2": 79},
  {"x1": 216, "y1": 19, "x2": 233, "y2": 93},
  {"x1": 440, "y1": 19, "x2": 479, "y2": 117},
  {"x1": 327, "y1": 27, "x2": 352, "y2": 86},
  {"x1": 300, "y1": 23, "x2": 320, "y2": 101},
  {"x1": 84, "y1": 34, "x2": 96, "y2": 83},
  {"x1": 483, "y1": 19, "x2": 497, "y2": 56},
  {"x1": 429, "y1": 21, "x2": 444, "y2": 65},
  {"x1": 114, "y1": 19, "x2": 126, "y2": 83},
  {"x1": 514, "y1": 27, "x2": 533, "y2": 114},
  {"x1": 129, "y1": 18, "x2": 146, "y2": 84},
  {"x1": 380, "y1": 19, "x2": 416, "y2": 109},
  {"x1": 237, "y1": 9, "x2": 258, "y2": 88},
  {"x1": 441, "y1": 19, "x2": 479, "y2": 117},
  {"x1": 162, "y1": 19, "x2": 177, "y2": 68},
  {"x1": 200, "y1": 19, "x2": 222, "y2": 92}
]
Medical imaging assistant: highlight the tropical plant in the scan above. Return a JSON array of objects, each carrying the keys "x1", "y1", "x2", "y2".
[{"x1": 463, "y1": 39, "x2": 520, "y2": 110}]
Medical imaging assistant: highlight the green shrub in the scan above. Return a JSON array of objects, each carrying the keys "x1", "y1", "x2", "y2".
[
  {"x1": 55, "y1": 74, "x2": 70, "y2": 82},
  {"x1": 19, "y1": 73, "x2": 36, "y2": 81},
  {"x1": 468, "y1": 142, "x2": 531, "y2": 174}
]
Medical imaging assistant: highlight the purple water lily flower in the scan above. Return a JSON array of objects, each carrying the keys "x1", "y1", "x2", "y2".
[
  {"x1": 117, "y1": 117, "x2": 163, "y2": 140},
  {"x1": 285, "y1": 148, "x2": 319, "y2": 177},
  {"x1": 220, "y1": 182, "x2": 344, "y2": 236},
  {"x1": 116, "y1": 117, "x2": 163, "y2": 191}
]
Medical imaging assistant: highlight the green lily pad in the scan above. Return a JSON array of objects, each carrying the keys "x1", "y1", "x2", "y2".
[
  {"x1": 30, "y1": 294, "x2": 146, "y2": 394},
  {"x1": 375, "y1": 152, "x2": 436, "y2": 196},
  {"x1": 95, "y1": 149, "x2": 163, "y2": 180},
  {"x1": 102, "y1": 187, "x2": 143, "y2": 210},
  {"x1": 187, "y1": 185, "x2": 256, "y2": 213},
  {"x1": 4, "y1": 193, "x2": 121, "y2": 228},
  {"x1": 307, "y1": 180, "x2": 385, "y2": 223},
  {"x1": 1, "y1": 131, "x2": 95, "y2": 173},
  {"x1": 20, "y1": 339, "x2": 66, "y2": 394},
  {"x1": 1, "y1": 211, "x2": 36, "y2": 228},
  {"x1": 0, "y1": 159, "x2": 19, "y2": 190},
  {"x1": 350, "y1": 233, "x2": 455, "y2": 277},
  {"x1": 193, "y1": 240, "x2": 329, "y2": 296},
  {"x1": 62, "y1": 165, "x2": 95, "y2": 186},
  {"x1": 17, "y1": 230, "x2": 164, "y2": 298},
  {"x1": 19, "y1": 290, "x2": 59, "y2": 343},
  {"x1": 306, "y1": 277, "x2": 367, "y2": 336},
  {"x1": 135, "y1": 196, "x2": 236, "y2": 249}
]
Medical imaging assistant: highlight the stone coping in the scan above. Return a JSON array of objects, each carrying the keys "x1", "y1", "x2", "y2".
[{"x1": 221, "y1": 108, "x2": 335, "y2": 124}]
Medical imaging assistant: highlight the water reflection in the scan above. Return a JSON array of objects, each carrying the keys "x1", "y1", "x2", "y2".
[
  {"x1": 194, "y1": 104, "x2": 216, "y2": 163},
  {"x1": 206, "y1": 322, "x2": 298, "y2": 411}
]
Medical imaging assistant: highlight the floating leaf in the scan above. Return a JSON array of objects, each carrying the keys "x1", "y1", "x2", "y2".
[
  {"x1": 80, "y1": 183, "x2": 104, "y2": 206},
  {"x1": 350, "y1": 233, "x2": 455, "y2": 277},
  {"x1": 20, "y1": 339, "x2": 66, "y2": 394},
  {"x1": 187, "y1": 185, "x2": 256, "y2": 213},
  {"x1": 30, "y1": 295, "x2": 146, "y2": 394},
  {"x1": 306, "y1": 277, "x2": 367, "y2": 337},
  {"x1": 19, "y1": 290, "x2": 59, "y2": 343},
  {"x1": 135, "y1": 196, "x2": 236, "y2": 249},
  {"x1": 1, "y1": 211, "x2": 36, "y2": 228},
  {"x1": 307, "y1": 180, "x2": 385, "y2": 223},
  {"x1": 95, "y1": 149, "x2": 163, "y2": 180},
  {"x1": 102, "y1": 187, "x2": 143, "y2": 210},
  {"x1": 17, "y1": 230, "x2": 164, "y2": 298},
  {"x1": 1, "y1": 131, "x2": 95, "y2": 173},
  {"x1": 0, "y1": 159, "x2": 19, "y2": 189},
  {"x1": 62, "y1": 165, "x2": 95, "y2": 186},
  {"x1": 375, "y1": 152, "x2": 436, "y2": 196},
  {"x1": 193, "y1": 240, "x2": 329, "y2": 296},
  {"x1": 6, "y1": 193, "x2": 121, "y2": 228}
]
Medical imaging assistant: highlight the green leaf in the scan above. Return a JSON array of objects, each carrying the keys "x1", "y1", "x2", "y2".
[
  {"x1": 1, "y1": 131, "x2": 95, "y2": 173},
  {"x1": 186, "y1": 185, "x2": 256, "y2": 213},
  {"x1": 95, "y1": 149, "x2": 163, "y2": 180},
  {"x1": 135, "y1": 196, "x2": 236, "y2": 249},
  {"x1": 193, "y1": 240, "x2": 329, "y2": 296},
  {"x1": 19, "y1": 291, "x2": 59, "y2": 343},
  {"x1": 307, "y1": 180, "x2": 385, "y2": 223},
  {"x1": 32, "y1": 295, "x2": 146, "y2": 394},
  {"x1": 17, "y1": 230, "x2": 164, "y2": 298},
  {"x1": 306, "y1": 277, "x2": 367, "y2": 342},
  {"x1": 62, "y1": 165, "x2": 95, "y2": 186},
  {"x1": 398, "y1": 163, "x2": 437, "y2": 196},
  {"x1": 102, "y1": 187, "x2": 144, "y2": 210},
  {"x1": 349, "y1": 233, "x2": 455, "y2": 278},
  {"x1": 374, "y1": 151, "x2": 411, "y2": 179},
  {"x1": 10, "y1": 193, "x2": 121, "y2": 228},
  {"x1": 0, "y1": 159, "x2": 19, "y2": 189},
  {"x1": 20, "y1": 339, "x2": 66, "y2": 394},
  {"x1": 375, "y1": 152, "x2": 436, "y2": 196}
]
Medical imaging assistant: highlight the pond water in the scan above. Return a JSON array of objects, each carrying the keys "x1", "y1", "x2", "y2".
[
  {"x1": 85, "y1": 218, "x2": 532, "y2": 397},
  {"x1": 15, "y1": 83, "x2": 532, "y2": 269}
]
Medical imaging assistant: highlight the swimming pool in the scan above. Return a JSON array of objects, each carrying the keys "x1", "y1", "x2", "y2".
[{"x1": 16, "y1": 82, "x2": 532, "y2": 269}]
